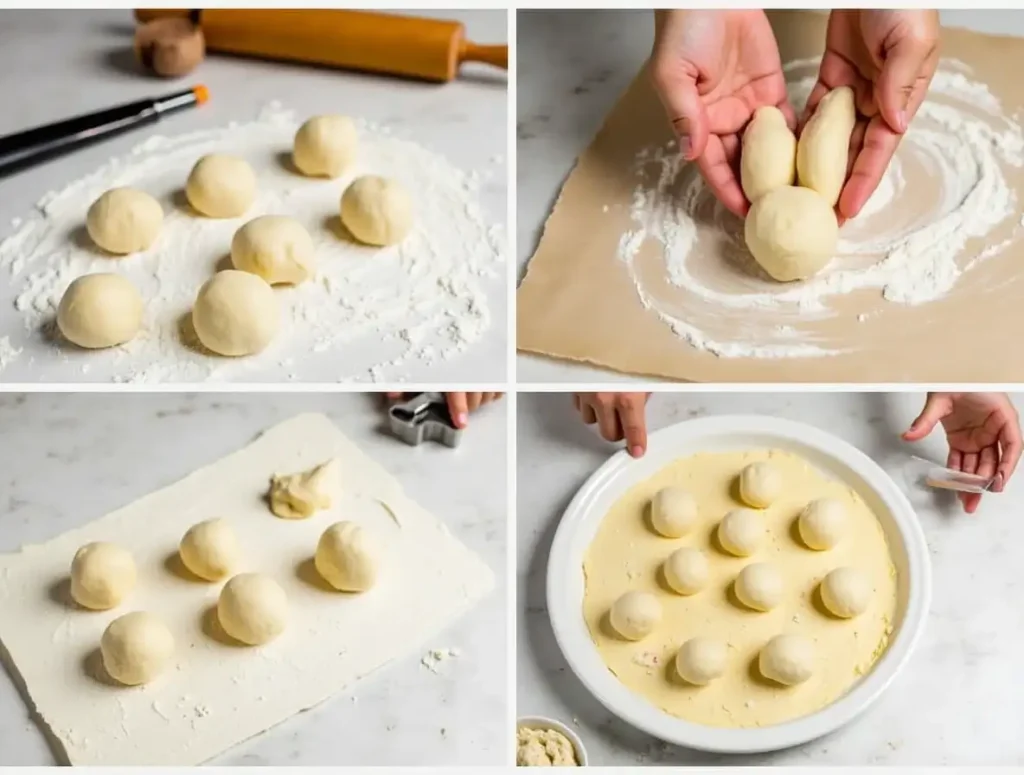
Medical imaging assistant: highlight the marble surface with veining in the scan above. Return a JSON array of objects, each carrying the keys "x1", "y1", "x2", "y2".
[
  {"x1": 517, "y1": 391, "x2": 1024, "y2": 764},
  {"x1": 0, "y1": 392, "x2": 508, "y2": 765}
]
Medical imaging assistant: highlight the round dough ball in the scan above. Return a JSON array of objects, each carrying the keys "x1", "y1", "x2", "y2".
[
  {"x1": 86, "y1": 187, "x2": 163, "y2": 254},
  {"x1": 717, "y1": 509, "x2": 764, "y2": 557},
  {"x1": 820, "y1": 567, "x2": 871, "y2": 619},
  {"x1": 57, "y1": 273, "x2": 143, "y2": 349},
  {"x1": 675, "y1": 637, "x2": 727, "y2": 686},
  {"x1": 798, "y1": 498, "x2": 846, "y2": 550},
  {"x1": 340, "y1": 175, "x2": 413, "y2": 246},
  {"x1": 734, "y1": 562, "x2": 784, "y2": 612},
  {"x1": 293, "y1": 115, "x2": 358, "y2": 178},
  {"x1": 650, "y1": 486, "x2": 698, "y2": 538},
  {"x1": 231, "y1": 215, "x2": 315, "y2": 285},
  {"x1": 663, "y1": 547, "x2": 709, "y2": 596},
  {"x1": 70, "y1": 542, "x2": 136, "y2": 610},
  {"x1": 185, "y1": 154, "x2": 256, "y2": 218},
  {"x1": 314, "y1": 521, "x2": 379, "y2": 592},
  {"x1": 100, "y1": 611, "x2": 175, "y2": 686},
  {"x1": 745, "y1": 185, "x2": 838, "y2": 282},
  {"x1": 739, "y1": 461, "x2": 783, "y2": 508},
  {"x1": 759, "y1": 634, "x2": 814, "y2": 686},
  {"x1": 609, "y1": 591, "x2": 661, "y2": 641},
  {"x1": 179, "y1": 519, "x2": 240, "y2": 581},
  {"x1": 217, "y1": 573, "x2": 287, "y2": 645},
  {"x1": 192, "y1": 270, "x2": 279, "y2": 356}
]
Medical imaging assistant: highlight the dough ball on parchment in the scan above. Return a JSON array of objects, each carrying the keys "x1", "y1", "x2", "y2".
[
  {"x1": 717, "y1": 509, "x2": 764, "y2": 557},
  {"x1": 609, "y1": 590, "x2": 661, "y2": 641},
  {"x1": 218, "y1": 573, "x2": 288, "y2": 645},
  {"x1": 663, "y1": 547, "x2": 709, "y2": 596},
  {"x1": 340, "y1": 175, "x2": 413, "y2": 246},
  {"x1": 101, "y1": 611, "x2": 175, "y2": 686},
  {"x1": 759, "y1": 634, "x2": 814, "y2": 686},
  {"x1": 739, "y1": 461, "x2": 783, "y2": 508},
  {"x1": 231, "y1": 215, "x2": 315, "y2": 286},
  {"x1": 820, "y1": 566, "x2": 871, "y2": 619},
  {"x1": 650, "y1": 486, "x2": 698, "y2": 538},
  {"x1": 734, "y1": 562, "x2": 783, "y2": 612},
  {"x1": 192, "y1": 270, "x2": 279, "y2": 356},
  {"x1": 185, "y1": 154, "x2": 256, "y2": 218},
  {"x1": 675, "y1": 637, "x2": 727, "y2": 686},
  {"x1": 293, "y1": 115, "x2": 358, "y2": 178},
  {"x1": 798, "y1": 497, "x2": 846, "y2": 550},
  {"x1": 57, "y1": 273, "x2": 143, "y2": 349},
  {"x1": 86, "y1": 187, "x2": 163, "y2": 255},
  {"x1": 745, "y1": 185, "x2": 837, "y2": 282},
  {"x1": 70, "y1": 541, "x2": 136, "y2": 610},
  {"x1": 179, "y1": 518, "x2": 240, "y2": 581},
  {"x1": 315, "y1": 521, "x2": 379, "y2": 592}
]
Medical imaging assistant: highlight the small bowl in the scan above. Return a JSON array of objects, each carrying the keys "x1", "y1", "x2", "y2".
[{"x1": 516, "y1": 715, "x2": 589, "y2": 766}]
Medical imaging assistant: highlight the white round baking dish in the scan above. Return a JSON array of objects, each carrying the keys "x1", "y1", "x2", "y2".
[{"x1": 546, "y1": 414, "x2": 931, "y2": 754}]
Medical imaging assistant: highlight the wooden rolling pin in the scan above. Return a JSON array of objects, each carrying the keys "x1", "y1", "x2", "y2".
[{"x1": 133, "y1": 9, "x2": 507, "y2": 82}]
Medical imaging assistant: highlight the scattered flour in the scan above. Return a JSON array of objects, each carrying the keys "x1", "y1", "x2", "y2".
[
  {"x1": 0, "y1": 336, "x2": 21, "y2": 374},
  {"x1": 420, "y1": 647, "x2": 461, "y2": 674}
]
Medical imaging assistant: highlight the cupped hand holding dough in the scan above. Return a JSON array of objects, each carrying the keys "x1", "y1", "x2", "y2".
[
  {"x1": 799, "y1": 497, "x2": 846, "y2": 550},
  {"x1": 663, "y1": 547, "x2": 709, "y2": 596},
  {"x1": 717, "y1": 508, "x2": 764, "y2": 557},
  {"x1": 734, "y1": 562, "x2": 784, "y2": 612},
  {"x1": 650, "y1": 486, "x2": 699, "y2": 537},
  {"x1": 609, "y1": 590, "x2": 661, "y2": 641},
  {"x1": 315, "y1": 521, "x2": 379, "y2": 592},
  {"x1": 185, "y1": 154, "x2": 256, "y2": 218},
  {"x1": 179, "y1": 518, "x2": 240, "y2": 581},
  {"x1": 86, "y1": 187, "x2": 163, "y2": 254},
  {"x1": 192, "y1": 270, "x2": 279, "y2": 356},
  {"x1": 218, "y1": 573, "x2": 288, "y2": 645},
  {"x1": 675, "y1": 637, "x2": 727, "y2": 686},
  {"x1": 293, "y1": 115, "x2": 358, "y2": 178},
  {"x1": 745, "y1": 186, "x2": 838, "y2": 282},
  {"x1": 340, "y1": 175, "x2": 414, "y2": 246},
  {"x1": 57, "y1": 274, "x2": 143, "y2": 349},
  {"x1": 797, "y1": 86, "x2": 857, "y2": 207},
  {"x1": 759, "y1": 633, "x2": 814, "y2": 686},
  {"x1": 739, "y1": 461, "x2": 783, "y2": 508},
  {"x1": 231, "y1": 215, "x2": 315, "y2": 285},
  {"x1": 70, "y1": 541, "x2": 136, "y2": 610},
  {"x1": 740, "y1": 106, "x2": 797, "y2": 203},
  {"x1": 100, "y1": 611, "x2": 175, "y2": 686},
  {"x1": 819, "y1": 566, "x2": 871, "y2": 618}
]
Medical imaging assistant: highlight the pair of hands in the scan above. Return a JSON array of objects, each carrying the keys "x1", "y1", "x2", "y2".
[
  {"x1": 385, "y1": 392, "x2": 503, "y2": 428},
  {"x1": 650, "y1": 10, "x2": 940, "y2": 220}
]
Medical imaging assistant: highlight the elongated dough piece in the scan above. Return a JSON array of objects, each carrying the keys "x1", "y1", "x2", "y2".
[
  {"x1": 797, "y1": 86, "x2": 856, "y2": 206},
  {"x1": 740, "y1": 106, "x2": 797, "y2": 203}
]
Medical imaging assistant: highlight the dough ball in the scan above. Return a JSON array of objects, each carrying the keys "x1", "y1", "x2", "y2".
[
  {"x1": 820, "y1": 567, "x2": 871, "y2": 619},
  {"x1": 185, "y1": 154, "x2": 256, "y2": 218},
  {"x1": 609, "y1": 590, "x2": 661, "y2": 641},
  {"x1": 798, "y1": 497, "x2": 846, "y2": 550},
  {"x1": 740, "y1": 106, "x2": 797, "y2": 202},
  {"x1": 270, "y1": 459, "x2": 340, "y2": 520},
  {"x1": 315, "y1": 521, "x2": 379, "y2": 592},
  {"x1": 100, "y1": 611, "x2": 175, "y2": 686},
  {"x1": 663, "y1": 547, "x2": 709, "y2": 596},
  {"x1": 340, "y1": 175, "x2": 413, "y2": 246},
  {"x1": 797, "y1": 86, "x2": 856, "y2": 207},
  {"x1": 759, "y1": 634, "x2": 814, "y2": 686},
  {"x1": 70, "y1": 541, "x2": 136, "y2": 610},
  {"x1": 179, "y1": 518, "x2": 240, "y2": 581},
  {"x1": 218, "y1": 573, "x2": 287, "y2": 645},
  {"x1": 717, "y1": 509, "x2": 764, "y2": 557},
  {"x1": 192, "y1": 270, "x2": 279, "y2": 356},
  {"x1": 293, "y1": 115, "x2": 358, "y2": 178},
  {"x1": 734, "y1": 562, "x2": 784, "y2": 612},
  {"x1": 86, "y1": 187, "x2": 163, "y2": 255},
  {"x1": 57, "y1": 273, "x2": 143, "y2": 349},
  {"x1": 744, "y1": 186, "x2": 838, "y2": 282},
  {"x1": 739, "y1": 461, "x2": 783, "y2": 508},
  {"x1": 675, "y1": 637, "x2": 727, "y2": 686},
  {"x1": 650, "y1": 486, "x2": 698, "y2": 537},
  {"x1": 231, "y1": 215, "x2": 315, "y2": 285}
]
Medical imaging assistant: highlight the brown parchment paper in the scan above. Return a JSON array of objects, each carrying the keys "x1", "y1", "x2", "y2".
[{"x1": 517, "y1": 11, "x2": 1024, "y2": 382}]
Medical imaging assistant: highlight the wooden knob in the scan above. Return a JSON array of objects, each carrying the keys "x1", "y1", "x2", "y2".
[{"x1": 134, "y1": 18, "x2": 206, "y2": 78}]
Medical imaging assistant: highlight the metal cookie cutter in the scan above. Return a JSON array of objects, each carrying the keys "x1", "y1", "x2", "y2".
[{"x1": 388, "y1": 392, "x2": 462, "y2": 448}]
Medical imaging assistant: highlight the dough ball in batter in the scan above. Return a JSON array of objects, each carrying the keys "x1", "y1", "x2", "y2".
[
  {"x1": 759, "y1": 634, "x2": 814, "y2": 686},
  {"x1": 86, "y1": 187, "x2": 163, "y2": 255},
  {"x1": 734, "y1": 562, "x2": 784, "y2": 612},
  {"x1": 315, "y1": 521, "x2": 379, "y2": 592},
  {"x1": 739, "y1": 462, "x2": 783, "y2": 508},
  {"x1": 675, "y1": 637, "x2": 727, "y2": 686},
  {"x1": 57, "y1": 273, "x2": 143, "y2": 349},
  {"x1": 744, "y1": 185, "x2": 838, "y2": 282},
  {"x1": 70, "y1": 541, "x2": 136, "y2": 610},
  {"x1": 798, "y1": 497, "x2": 846, "y2": 550},
  {"x1": 218, "y1": 573, "x2": 288, "y2": 645},
  {"x1": 192, "y1": 270, "x2": 279, "y2": 356},
  {"x1": 650, "y1": 486, "x2": 699, "y2": 537},
  {"x1": 609, "y1": 590, "x2": 661, "y2": 641},
  {"x1": 293, "y1": 115, "x2": 358, "y2": 178},
  {"x1": 100, "y1": 611, "x2": 175, "y2": 686},
  {"x1": 179, "y1": 518, "x2": 240, "y2": 581},
  {"x1": 185, "y1": 154, "x2": 256, "y2": 218},
  {"x1": 340, "y1": 175, "x2": 413, "y2": 246},
  {"x1": 231, "y1": 215, "x2": 316, "y2": 286},
  {"x1": 663, "y1": 547, "x2": 709, "y2": 596},
  {"x1": 717, "y1": 509, "x2": 764, "y2": 557},
  {"x1": 820, "y1": 567, "x2": 871, "y2": 619}
]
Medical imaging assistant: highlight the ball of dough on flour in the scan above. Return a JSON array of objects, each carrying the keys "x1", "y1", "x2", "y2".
[
  {"x1": 759, "y1": 634, "x2": 814, "y2": 686},
  {"x1": 185, "y1": 154, "x2": 257, "y2": 218},
  {"x1": 100, "y1": 611, "x2": 175, "y2": 686},
  {"x1": 70, "y1": 541, "x2": 136, "y2": 610},
  {"x1": 734, "y1": 562, "x2": 784, "y2": 612},
  {"x1": 820, "y1": 567, "x2": 871, "y2": 619},
  {"x1": 675, "y1": 637, "x2": 727, "y2": 686},
  {"x1": 340, "y1": 175, "x2": 413, "y2": 246},
  {"x1": 717, "y1": 509, "x2": 764, "y2": 557},
  {"x1": 650, "y1": 486, "x2": 699, "y2": 538},
  {"x1": 663, "y1": 547, "x2": 709, "y2": 596},
  {"x1": 609, "y1": 590, "x2": 661, "y2": 641},
  {"x1": 231, "y1": 215, "x2": 315, "y2": 285},
  {"x1": 293, "y1": 115, "x2": 358, "y2": 178},
  {"x1": 740, "y1": 106, "x2": 797, "y2": 203},
  {"x1": 86, "y1": 188, "x2": 163, "y2": 255},
  {"x1": 744, "y1": 186, "x2": 838, "y2": 282},
  {"x1": 57, "y1": 273, "x2": 143, "y2": 349},
  {"x1": 739, "y1": 461, "x2": 783, "y2": 508},
  {"x1": 315, "y1": 521, "x2": 379, "y2": 592},
  {"x1": 798, "y1": 498, "x2": 846, "y2": 550},
  {"x1": 192, "y1": 270, "x2": 279, "y2": 356},
  {"x1": 179, "y1": 518, "x2": 240, "y2": 581},
  {"x1": 218, "y1": 573, "x2": 287, "y2": 645}
]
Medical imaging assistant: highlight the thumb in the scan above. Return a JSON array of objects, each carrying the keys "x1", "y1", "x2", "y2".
[
  {"x1": 877, "y1": 38, "x2": 929, "y2": 134},
  {"x1": 651, "y1": 63, "x2": 709, "y2": 161},
  {"x1": 902, "y1": 394, "x2": 950, "y2": 441}
]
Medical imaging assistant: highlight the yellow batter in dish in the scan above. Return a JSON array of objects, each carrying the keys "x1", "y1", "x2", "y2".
[{"x1": 583, "y1": 448, "x2": 897, "y2": 728}]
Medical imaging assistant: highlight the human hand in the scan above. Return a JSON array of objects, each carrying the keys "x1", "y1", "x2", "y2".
[
  {"x1": 650, "y1": 10, "x2": 793, "y2": 217},
  {"x1": 573, "y1": 393, "x2": 652, "y2": 458},
  {"x1": 902, "y1": 392, "x2": 1021, "y2": 514},
  {"x1": 805, "y1": 10, "x2": 939, "y2": 220},
  {"x1": 384, "y1": 392, "x2": 503, "y2": 429}
]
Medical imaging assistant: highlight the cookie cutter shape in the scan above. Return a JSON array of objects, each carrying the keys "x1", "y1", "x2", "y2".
[{"x1": 388, "y1": 392, "x2": 462, "y2": 448}]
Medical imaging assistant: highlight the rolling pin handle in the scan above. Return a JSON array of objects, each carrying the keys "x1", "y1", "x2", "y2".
[{"x1": 460, "y1": 43, "x2": 508, "y2": 71}]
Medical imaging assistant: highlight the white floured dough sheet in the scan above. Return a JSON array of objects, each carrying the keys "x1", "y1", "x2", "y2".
[{"x1": 0, "y1": 413, "x2": 495, "y2": 765}]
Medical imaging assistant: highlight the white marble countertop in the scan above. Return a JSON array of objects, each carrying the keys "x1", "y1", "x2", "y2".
[
  {"x1": 0, "y1": 392, "x2": 508, "y2": 765},
  {"x1": 517, "y1": 391, "x2": 1024, "y2": 764},
  {"x1": 516, "y1": 10, "x2": 1024, "y2": 383}
]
